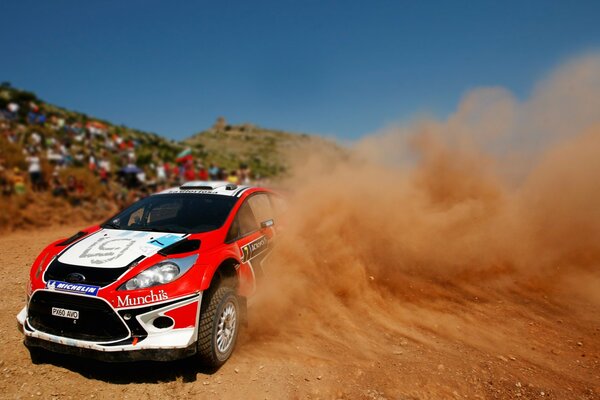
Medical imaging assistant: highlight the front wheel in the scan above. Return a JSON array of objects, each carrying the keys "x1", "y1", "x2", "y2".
[{"x1": 196, "y1": 287, "x2": 240, "y2": 367}]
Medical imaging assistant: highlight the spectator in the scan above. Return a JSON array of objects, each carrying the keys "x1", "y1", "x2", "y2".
[
  {"x1": 6, "y1": 102, "x2": 19, "y2": 120},
  {"x1": 99, "y1": 166, "x2": 109, "y2": 185},
  {"x1": 26, "y1": 151, "x2": 44, "y2": 191},
  {"x1": 197, "y1": 163, "x2": 209, "y2": 181},
  {"x1": 50, "y1": 172, "x2": 67, "y2": 197},
  {"x1": 183, "y1": 159, "x2": 195, "y2": 182},
  {"x1": 30, "y1": 131, "x2": 42, "y2": 147},
  {"x1": 226, "y1": 170, "x2": 239, "y2": 184},
  {"x1": 156, "y1": 162, "x2": 166, "y2": 183},
  {"x1": 208, "y1": 163, "x2": 220, "y2": 180},
  {"x1": 88, "y1": 154, "x2": 97, "y2": 172},
  {"x1": 238, "y1": 163, "x2": 251, "y2": 185},
  {"x1": 66, "y1": 175, "x2": 77, "y2": 194},
  {"x1": 12, "y1": 167, "x2": 26, "y2": 195}
]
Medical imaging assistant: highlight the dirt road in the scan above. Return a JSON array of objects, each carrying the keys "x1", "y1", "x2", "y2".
[{"x1": 0, "y1": 226, "x2": 598, "y2": 399}]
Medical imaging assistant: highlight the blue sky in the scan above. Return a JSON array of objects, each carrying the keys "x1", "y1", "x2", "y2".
[{"x1": 2, "y1": 1, "x2": 599, "y2": 140}]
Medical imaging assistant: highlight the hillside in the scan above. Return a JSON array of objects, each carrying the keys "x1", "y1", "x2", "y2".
[
  {"x1": 183, "y1": 118, "x2": 339, "y2": 178},
  {"x1": 0, "y1": 84, "x2": 183, "y2": 168},
  {"x1": 1, "y1": 84, "x2": 339, "y2": 179}
]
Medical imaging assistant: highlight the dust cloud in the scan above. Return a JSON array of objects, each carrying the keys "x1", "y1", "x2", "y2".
[{"x1": 247, "y1": 54, "x2": 600, "y2": 358}]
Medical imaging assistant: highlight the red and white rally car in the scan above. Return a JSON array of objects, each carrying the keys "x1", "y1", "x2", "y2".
[{"x1": 17, "y1": 181, "x2": 282, "y2": 366}]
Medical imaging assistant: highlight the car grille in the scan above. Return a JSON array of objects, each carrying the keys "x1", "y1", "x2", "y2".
[{"x1": 27, "y1": 291, "x2": 129, "y2": 342}]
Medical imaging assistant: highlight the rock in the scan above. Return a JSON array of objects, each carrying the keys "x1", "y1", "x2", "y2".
[
  {"x1": 437, "y1": 364, "x2": 445, "y2": 371},
  {"x1": 497, "y1": 355, "x2": 509, "y2": 362},
  {"x1": 317, "y1": 376, "x2": 322, "y2": 380},
  {"x1": 234, "y1": 368, "x2": 239, "y2": 373},
  {"x1": 577, "y1": 342, "x2": 583, "y2": 347}
]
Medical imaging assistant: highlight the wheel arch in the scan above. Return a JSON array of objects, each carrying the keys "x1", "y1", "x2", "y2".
[{"x1": 200, "y1": 257, "x2": 240, "y2": 291}]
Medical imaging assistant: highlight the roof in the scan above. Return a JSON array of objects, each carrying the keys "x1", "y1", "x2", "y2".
[{"x1": 156, "y1": 181, "x2": 252, "y2": 197}]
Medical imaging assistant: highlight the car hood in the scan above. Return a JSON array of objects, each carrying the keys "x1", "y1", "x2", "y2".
[{"x1": 57, "y1": 228, "x2": 186, "y2": 268}]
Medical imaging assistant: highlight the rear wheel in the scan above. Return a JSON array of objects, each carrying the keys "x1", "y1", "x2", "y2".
[{"x1": 196, "y1": 286, "x2": 240, "y2": 367}]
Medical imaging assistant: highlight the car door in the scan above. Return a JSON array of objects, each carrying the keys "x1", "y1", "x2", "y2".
[{"x1": 227, "y1": 193, "x2": 276, "y2": 294}]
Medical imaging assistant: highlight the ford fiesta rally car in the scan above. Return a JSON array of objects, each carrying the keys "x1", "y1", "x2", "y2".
[{"x1": 17, "y1": 181, "x2": 281, "y2": 366}]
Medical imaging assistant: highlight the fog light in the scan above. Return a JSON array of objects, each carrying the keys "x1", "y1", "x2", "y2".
[{"x1": 152, "y1": 316, "x2": 174, "y2": 329}]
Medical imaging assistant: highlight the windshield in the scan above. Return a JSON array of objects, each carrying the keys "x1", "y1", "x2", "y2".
[{"x1": 102, "y1": 193, "x2": 238, "y2": 234}]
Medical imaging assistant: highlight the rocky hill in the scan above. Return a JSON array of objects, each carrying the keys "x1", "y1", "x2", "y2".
[{"x1": 183, "y1": 117, "x2": 338, "y2": 178}]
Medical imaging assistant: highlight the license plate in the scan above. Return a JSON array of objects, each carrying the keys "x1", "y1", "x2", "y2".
[{"x1": 51, "y1": 307, "x2": 79, "y2": 320}]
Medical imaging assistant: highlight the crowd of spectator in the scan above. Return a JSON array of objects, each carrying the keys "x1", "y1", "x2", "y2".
[{"x1": 0, "y1": 97, "x2": 253, "y2": 210}]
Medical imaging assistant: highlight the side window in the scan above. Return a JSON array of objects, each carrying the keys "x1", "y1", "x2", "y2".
[
  {"x1": 227, "y1": 200, "x2": 258, "y2": 241},
  {"x1": 247, "y1": 194, "x2": 274, "y2": 225},
  {"x1": 238, "y1": 201, "x2": 259, "y2": 235},
  {"x1": 226, "y1": 217, "x2": 240, "y2": 242}
]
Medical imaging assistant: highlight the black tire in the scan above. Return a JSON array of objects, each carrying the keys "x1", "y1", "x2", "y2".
[{"x1": 196, "y1": 286, "x2": 240, "y2": 367}]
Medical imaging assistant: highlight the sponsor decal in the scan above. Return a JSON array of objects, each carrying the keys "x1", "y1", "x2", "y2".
[
  {"x1": 169, "y1": 189, "x2": 215, "y2": 194},
  {"x1": 117, "y1": 289, "x2": 169, "y2": 307},
  {"x1": 147, "y1": 234, "x2": 182, "y2": 248},
  {"x1": 47, "y1": 280, "x2": 100, "y2": 296},
  {"x1": 79, "y1": 237, "x2": 136, "y2": 265},
  {"x1": 240, "y1": 236, "x2": 268, "y2": 263}
]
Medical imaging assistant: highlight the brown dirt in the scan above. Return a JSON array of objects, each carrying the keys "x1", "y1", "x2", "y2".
[
  {"x1": 0, "y1": 193, "x2": 116, "y2": 233},
  {"x1": 0, "y1": 227, "x2": 599, "y2": 399}
]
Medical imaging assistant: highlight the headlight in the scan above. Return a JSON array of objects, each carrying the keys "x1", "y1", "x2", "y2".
[{"x1": 119, "y1": 254, "x2": 198, "y2": 291}]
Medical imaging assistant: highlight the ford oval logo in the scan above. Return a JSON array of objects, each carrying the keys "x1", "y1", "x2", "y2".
[{"x1": 65, "y1": 273, "x2": 86, "y2": 283}]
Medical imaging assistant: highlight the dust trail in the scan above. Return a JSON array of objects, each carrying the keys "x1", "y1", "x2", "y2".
[{"x1": 246, "y1": 54, "x2": 600, "y2": 361}]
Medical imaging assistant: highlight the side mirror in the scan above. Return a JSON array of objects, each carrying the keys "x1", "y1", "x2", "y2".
[{"x1": 260, "y1": 219, "x2": 274, "y2": 229}]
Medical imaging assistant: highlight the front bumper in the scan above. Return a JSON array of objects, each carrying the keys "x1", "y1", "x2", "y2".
[
  {"x1": 17, "y1": 290, "x2": 202, "y2": 362},
  {"x1": 23, "y1": 336, "x2": 197, "y2": 362}
]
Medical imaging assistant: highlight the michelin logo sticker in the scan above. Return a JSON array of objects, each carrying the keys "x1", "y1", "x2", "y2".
[{"x1": 47, "y1": 280, "x2": 100, "y2": 296}]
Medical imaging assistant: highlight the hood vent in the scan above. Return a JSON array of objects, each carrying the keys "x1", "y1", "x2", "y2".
[
  {"x1": 158, "y1": 239, "x2": 201, "y2": 256},
  {"x1": 57, "y1": 231, "x2": 87, "y2": 246}
]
